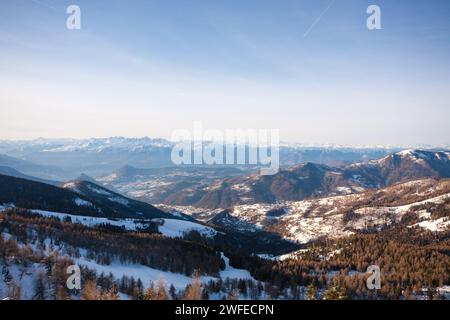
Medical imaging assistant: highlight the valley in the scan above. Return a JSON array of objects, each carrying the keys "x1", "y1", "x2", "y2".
[{"x1": 0, "y1": 142, "x2": 449, "y2": 300}]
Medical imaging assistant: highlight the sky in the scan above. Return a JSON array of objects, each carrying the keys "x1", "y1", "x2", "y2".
[{"x1": 0, "y1": 0, "x2": 449, "y2": 146}]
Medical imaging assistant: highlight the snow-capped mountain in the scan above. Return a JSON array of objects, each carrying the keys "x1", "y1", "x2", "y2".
[
  {"x1": 0, "y1": 137, "x2": 173, "y2": 153},
  {"x1": 164, "y1": 178, "x2": 450, "y2": 244},
  {"x1": 349, "y1": 149, "x2": 450, "y2": 185},
  {"x1": 0, "y1": 138, "x2": 175, "y2": 179},
  {"x1": 1, "y1": 156, "x2": 449, "y2": 301},
  {"x1": 153, "y1": 150, "x2": 450, "y2": 209},
  {"x1": 0, "y1": 138, "x2": 400, "y2": 180}
]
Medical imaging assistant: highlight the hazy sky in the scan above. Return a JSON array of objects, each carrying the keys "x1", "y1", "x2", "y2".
[{"x1": 0, "y1": 0, "x2": 449, "y2": 146}]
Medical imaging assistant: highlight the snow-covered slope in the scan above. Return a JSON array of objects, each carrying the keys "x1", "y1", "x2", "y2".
[
  {"x1": 8, "y1": 208, "x2": 217, "y2": 239},
  {"x1": 0, "y1": 231, "x2": 255, "y2": 300},
  {"x1": 155, "y1": 219, "x2": 217, "y2": 238},
  {"x1": 408, "y1": 217, "x2": 450, "y2": 232},
  {"x1": 30, "y1": 209, "x2": 152, "y2": 231},
  {"x1": 167, "y1": 178, "x2": 450, "y2": 243}
]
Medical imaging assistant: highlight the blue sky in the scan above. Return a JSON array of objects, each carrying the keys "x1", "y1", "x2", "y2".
[{"x1": 0, "y1": 0, "x2": 449, "y2": 146}]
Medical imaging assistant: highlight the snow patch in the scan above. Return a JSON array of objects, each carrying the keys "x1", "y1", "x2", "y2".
[
  {"x1": 87, "y1": 184, "x2": 111, "y2": 195},
  {"x1": 75, "y1": 257, "x2": 215, "y2": 291},
  {"x1": 74, "y1": 197, "x2": 93, "y2": 207},
  {"x1": 107, "y1": 196, "x2": 129, "y2": 206},
  {"x1": 30, "y1": 209, "x2": 151, "y2": 231},
  {"x1": 219, "y1": 253, "x2": 254, "y2": 280},
  {"x1": 0, "y1": 203, "x2": 15, "y2": 212},
  {"x1": 408, "y1": 217, "x2": 450, "y2": 232},
  {"x1": 155, "y1": 219, "x2": 216, "y2": 238}
]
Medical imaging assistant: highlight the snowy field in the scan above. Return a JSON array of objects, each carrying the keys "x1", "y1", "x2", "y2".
[
  {"x1": 31, "y1": 209, "x2": 151, "y2": 231},
  {"x1": 73, "y1": 252, "x2": 253, "y2": 291},
  {"x1": 0, "y1": 206, "x2": 218, "y2": 239},
  {"x1": 1, "y1": 228, "x2": 255, "y2": 299},
  {"x1": 156, "y1": 219, "x2": 217, "y2": 238},
  {"x1": 0, "y1": 207, "x2": 254, "y2": 299}
]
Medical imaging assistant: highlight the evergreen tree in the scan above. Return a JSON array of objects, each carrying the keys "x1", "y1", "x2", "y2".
[
  {"x1": 2, "y1": 265, "x2": 12, "y2": 284},
  {"x1": 169, "y1": 284, "x2": 177, "y2": 300},
  {"x1": 201, "y1": 287, "x2": 210, "y2": 300},
  {"x1": 33, "y1": 273, "x2": 46, "y2": 300}
]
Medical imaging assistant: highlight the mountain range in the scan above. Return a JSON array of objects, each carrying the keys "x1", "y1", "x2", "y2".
[
  {"x1": 0, "y1": 165, "x2": 59, "y2": 185},
  {"x1": 152, "y1": 150, "x2": 450, "y2": 209},
  {"x1": 0, "y1": 137, "x2": 403, "y2": 180},
  {"x1": 172, "y1": 177, "x2": 450, "y2": 244},
  {"x1": 1, "y1": 146, "x2": 449, "y2": 300}
]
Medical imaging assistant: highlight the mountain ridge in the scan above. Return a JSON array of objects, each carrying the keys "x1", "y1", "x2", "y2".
[
  {"x1": 164, "y1": 177, "x2": 450, "y2": 244},
  {"x1": 158, "y1": 150, "x2": 450, "y2": 209},
  {"x1": 0, "y1": 174, "x2": 173, "y2": 219}
]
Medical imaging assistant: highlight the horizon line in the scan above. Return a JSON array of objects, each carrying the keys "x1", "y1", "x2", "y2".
[{"x1": 0, "y1": 136, "x2": 448, "y2": 150}]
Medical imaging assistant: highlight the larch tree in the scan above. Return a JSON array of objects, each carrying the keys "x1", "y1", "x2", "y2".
[
  {"x1": 184, "y1": 273, "x2": 202, "y2": 300},
  {"x1": 155, "y1": 277, "x2": 168, "y2": 300},
  {"x1": 81, "y1": 280, "x2": 101, "y2": 300}
]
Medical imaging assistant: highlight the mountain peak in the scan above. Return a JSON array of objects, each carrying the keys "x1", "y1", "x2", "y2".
[
  {"x1": 395, "y1": 149, "x2": 450, "y2": 158},
  {"x1": 76, "y1": 173, "x2": 98, "y2": 183}
]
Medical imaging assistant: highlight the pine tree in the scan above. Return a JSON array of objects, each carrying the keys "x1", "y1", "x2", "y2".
[
  {"x1": 2, "y1": 265, "x2": 12, "y2": 284},
  {"x1": 169, "y1": 284, "x2": 177, "y2": 300},
  {"x1": 201, "y1": 287, "x2": 210, "y2": 300},
  {"x1": 135, "y1": 278, "x2": 144, "y2": 300},
  {"x1": 33, "y1": 273, "x2": 46, "y2": 300}
]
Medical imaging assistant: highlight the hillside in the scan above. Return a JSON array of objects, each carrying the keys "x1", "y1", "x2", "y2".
[
  {"x1": 0, "y1": 174, "x2": 171, "y2": 219},
  {"x1": 158, "y1": 150, "x2": 450, "y2": 209},
  {"x1": 0, "y1": 166, "x2": 59, "y2": 185},
  {"x1": 163, "y1": 178, "x2": 450, "y2": 243}
]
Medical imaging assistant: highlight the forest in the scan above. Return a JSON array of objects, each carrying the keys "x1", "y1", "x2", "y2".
[{"x1": 1, "y1": 206, "x2": 449, "y2": 300}]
